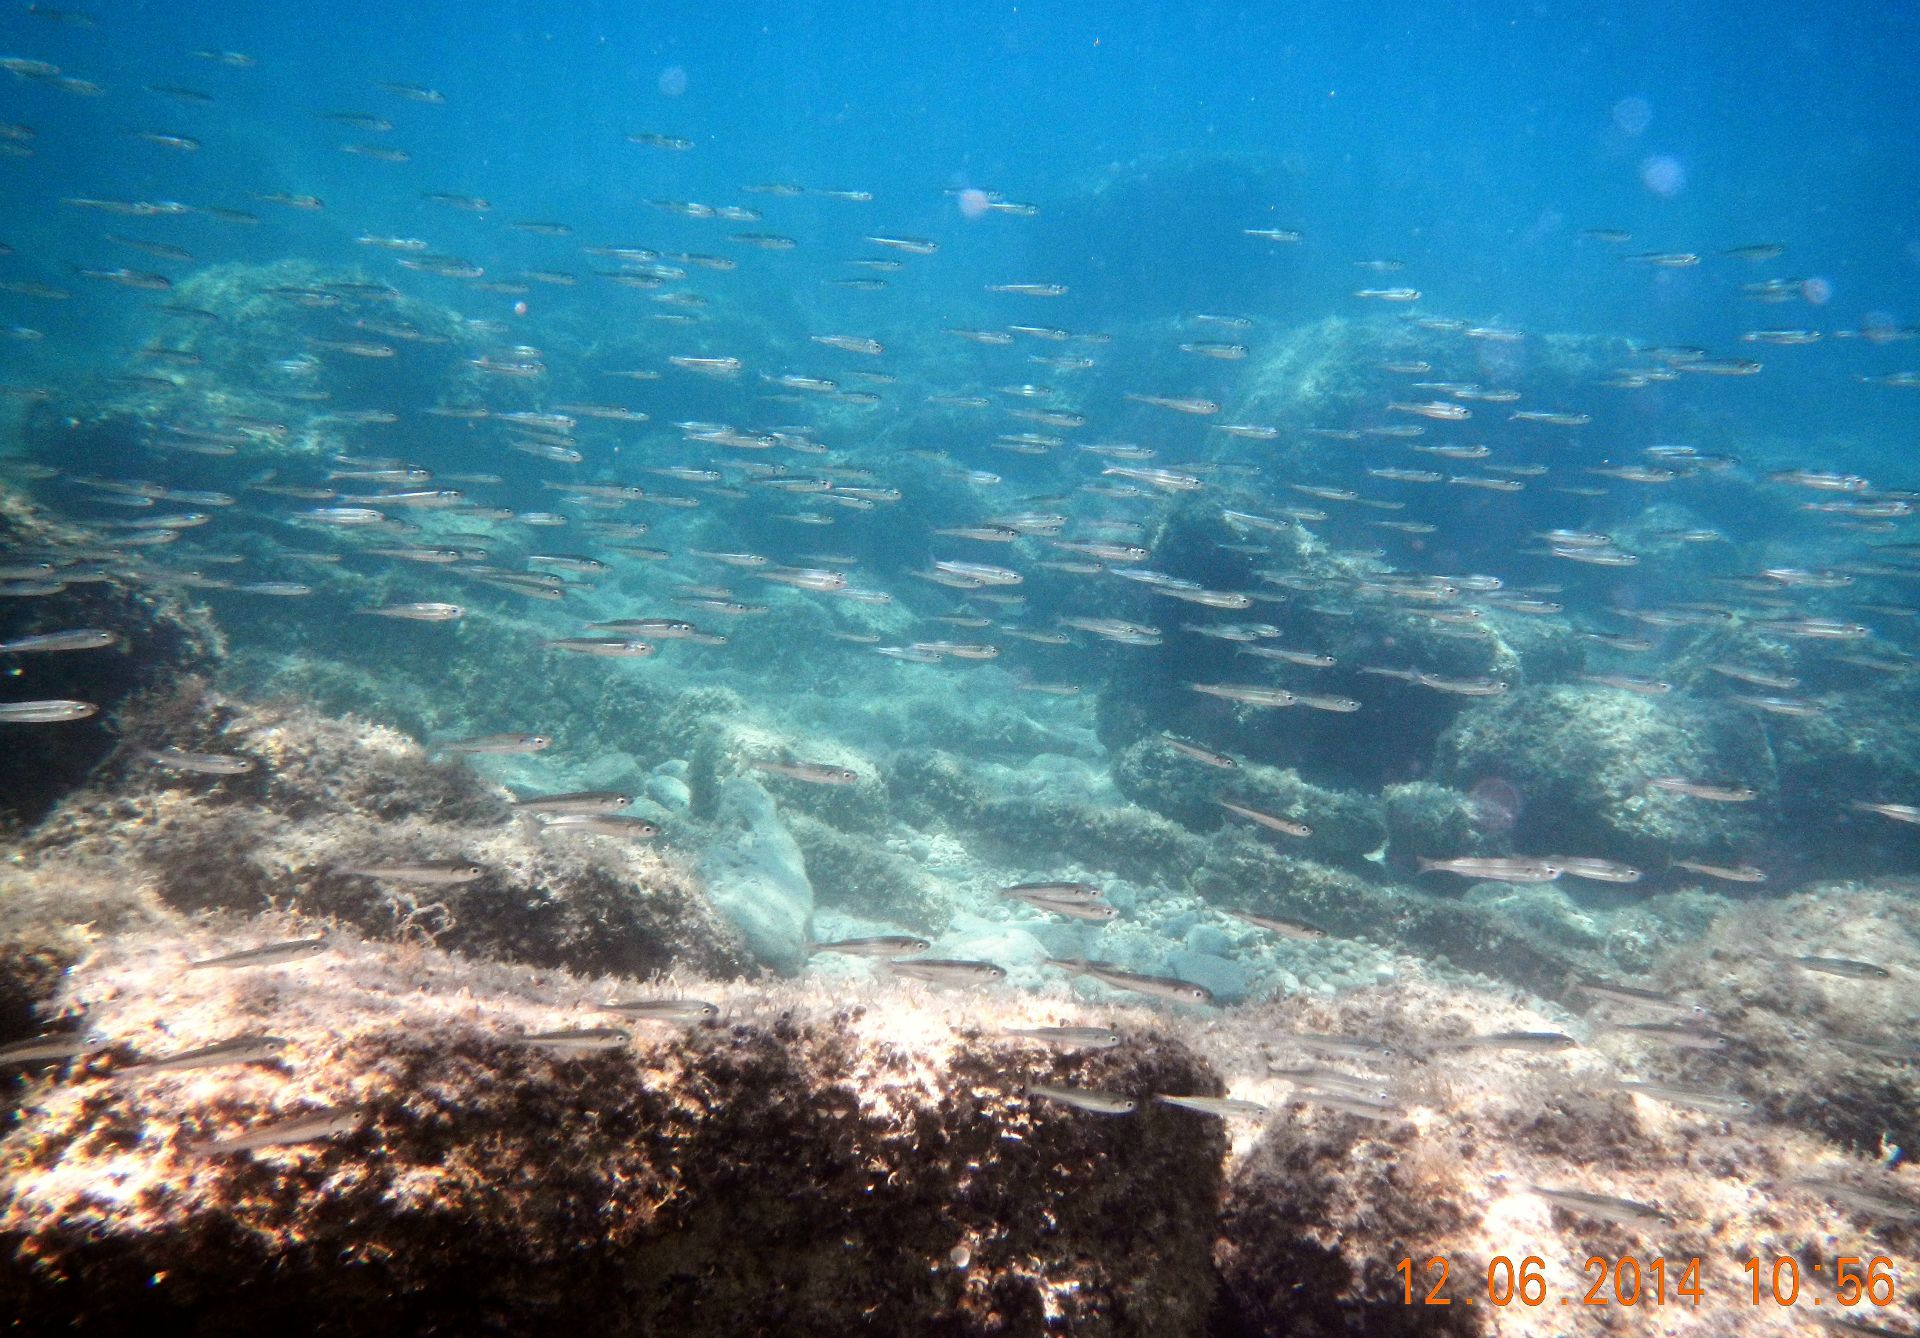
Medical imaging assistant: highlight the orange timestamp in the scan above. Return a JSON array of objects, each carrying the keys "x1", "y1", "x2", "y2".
[{"x1": 1396, "y1": 1255, "x2": 1900, "y2": 1308}]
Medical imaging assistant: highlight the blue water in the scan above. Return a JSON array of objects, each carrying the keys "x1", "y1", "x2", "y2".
[{"x1": 5, "y1": 0, "x2": 1920, "y2": 813}]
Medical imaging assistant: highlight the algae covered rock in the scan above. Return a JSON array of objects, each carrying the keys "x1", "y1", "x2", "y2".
[
  {"x1": 1381, "y1": 780, "x2": 1497, "y2": 876},
  {"x1": 0, "y1": 925, "x2": 1229, "y2": 1338},
  {"x1": 0, "y1": 487, "x2": 221, "y2": 825},
  {"x1": 1116, "y1": 735, "x2": 1386, "y2": 866},
  {"x1": 1434, "y1": 683, "x2": 1765, "y2": 867},
  {"x1": 696, "y1": 776, "x2": 815, "y2": 973},
  {"x1": 17, "y1": 688, "x2": 746, "y2": 982}
]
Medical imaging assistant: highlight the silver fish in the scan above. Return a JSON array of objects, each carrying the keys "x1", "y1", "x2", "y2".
[
  {"x1": 1155, "y1": 1094, "x2": 1271, "y2": 1119},
  {"x1": 886, "y1": 958, "x2": 1007, "y2": 986},
  {"x1": 340, "y1": 861, "x2": 487, "y2": 885},
  {"x1": 1416, "y1": 856, "x2": 1560, "y2": 883},
  {"x1": 1223, "y1": 909, "x2": 1328, "y2": 941},
  {"x1": 0, "y1": 628, "x2": 117, "y2": 652},
  {"x1": 537, "y1": 815, "x2": 660, "y2": 838},
  {"x1": 0, "y1": 699, "x2": 98, "y2": 722},
  {"x1": 1045, "y1": 959, "x2": 1214, "y2": 1005},
  {"x1": 441, "y1": 732, "x2": 553, "y2": 755},
  {"x1": 0, "y1": 1033, "x2": 100, "y2": 1064},
  {"x1": 187, "y1": 936, "x2": 330, "y2": 970},
  {"x1": 118, "y1": 1033, "x2": 289, "y2": 1076},
  {"x1": 142, "y1": 747, "x2": 255, "y2": 775},
  {"x1": 1002, "y1": 881, "x2": 1104, "y2": 903},
  {"x1": 751, "y1": 759, "x2": 860, "y2": 785},
  {"x1": 1576, "y1": 980, "x2": 1708, "y2": 1020},
  {"x1": 1795, "y1": 955, "x2": 1891, "y2": 980},
  {"x1": 1531, "y1": 1185, "x2": 1673, "y2": 1228},
  {"x1": 809, "y1": 935, "x2": 933, "y2": 959},
  {"x1": 509, "y1": 790, "x2": 633, "y2": 814},
  {"x1": 1433, "y1": 1030, "x2": 1579, "y2": 1053},
  {"x1": 362, "y1": 602, "x2": 465, "y2": 622},
  {"x1": 1025, "y1": 1084, "x2": 1136, "y2": 1114},
  {"x1": 199, "y1": 1105, "x2": 361, "y2": 1156},
  {"x1": 598, "y1": 999, "x2": 718, "y2": 1023},
  {"x1": 1001, "y1": 1025, "x2": 1123, "y2": 1050},
  {"x1": 508, "y1": 1026, "x2": 632, "y2": 1051},
  {"x1": 1602, "y1": 1079, "x2": 1755, "y2": 1119}
]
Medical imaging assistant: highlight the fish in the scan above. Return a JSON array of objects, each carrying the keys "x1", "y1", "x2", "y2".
[
  {"x1": 1156, "y1": 1095, "x2": 1271, "y2": 1119},
  {"x1": 0, "y1": 628, "x2": 117, "y2": 652},
  {"x1": 1601, "y1": 1080, "x2": 1755, "y2": 1119},
  {"x1": 340, "y1": 861, "x2": 488, "y2": 885},
  {"x1": 751, "y1": 759, "x2": 860, "y2": 785},
  {"x1": 537, "y1": 815, "x2": 660, "y2": 838},
  {"x1": 1223, "y1": 909, "x2": 1328, "y2": 940},
  {"x1": 886, "y1": 958, "x2": 1007, "y2": 986},
  {"x1": 1003, "y1": 881, "x2": 1105, "y2": 903},
  {"x1": 1851, "y1": 802, "x2": 1920, "y2": 825},
  {"x1": 198, "y1": 1105, "x2": 361, "y2": 1156},
  {"x1": 1672, "y1": 860, "x2": 1767, "y2": 883},
  {"x1": 1545, "y1": 856, "x2": 1643, "y2": 884},
  {"x1": 1432, "y1": 1030, "x2": 1579, "y2": 1053},
  {"x1": 1576, "y1": 981, "x2": 1708, "y2": 1019},
  {"x1": 142, "y1": 748, "x2": 256, "y2": 775},
  {"x1": 599, "y1": 999, "x2": 719, "y2": 1023},
  {"x1": 1416, "y1": 857, "x2": 1561, "y2": 883},
  {"x1": 1045, "y1": 959, "x2": 1214, "y2": 1005},
  {"x1": 441, "y1": 733, "x2": 553, "y2": 755},
  {"x1": 1216, "y1": 799, "x2": 1312, "y2": 838},
  {"x1": 1794, "y1": 956, "x2": 1892, "y2": 980},
  {"x1": 1648, "y1": 778, "x2": 1757, "y2": 802},
  {"x1": 1001, "y1": 1025, "x2": 1123, "y2": 1050},
  {"x1": 508, "y1": 1027, "x2": 632, "y2": 1051},
  {"x1": 1530, "y1": 1186, "x2": 1673, "y2": 1229},
  {"x1": 186, "y1": 936, "x2": 330, "y2": 970},
  {"x1": 361, "y1": 602, "x2": 465, "y2": 622},
  {"x1": 0, "y1": 1034, "x2": 100, "y2": 1064},
  {"x1": 1794, "y1": 1177, "x2": 1920, "y2": 1224},
  {"x1": 1160, "y1": 735, "x2": 1236, "y2": 767},
  {"x1": 1288, "y1": 1089, "x2": 1406, "y2": 1120},
  {"x1": 117, "y1": 1034, "x2": 290, "y2": 1076},
  {"x1": 509, "y1": 791, "x2": 634, "y2": 814},
  {"x1": 809, "y1": 935, "x2": 933, "y2": 959},
  {"x1": 543, "y1": 638, "x2": 654, "y2": 658},
  {"x1": 0, "y1": 700, "x2": 98, "y2": 723},
  {"x1": 1024, "y1": 1084, "x2": 1137, "y2": 1114},
  {"x1": 1593, "y1": 1021, "x2": 1727, "y2": 1050}
]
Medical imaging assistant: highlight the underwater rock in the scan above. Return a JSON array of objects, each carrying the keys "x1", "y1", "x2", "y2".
[
  {"x1": 646, "y1": 770, "x2": 692, "y2": 811},
  {"x1": 1381, "y1": 780, "x2": 1497, "y2": 876},
  {"x1": 0, "y1": 925, "x2": 1227, "y2": 1337},
  {"x1": 1115, "y1": 736, "x2": 1386, "y2": 867},
  {"x1": 1210, "y1": 980, "x2": 1920, "y2": 1338},
  {"x1": 1648, "y1": 883, "x2": 1920, "y2": 1157},
  {"x1": 0, "y1": 487, "x2": 221, "y2": 826},
  {"x1": 786, "y1": 811, "x2": 944, "y2": 929},
  {"x1": 24, "y1": 259, "x2": 475, "y2": 473},
  {"x1": 16, "y1": 687, "x2": 746, "y2": 982},
  {"x1": 1434, "y1": 684, "x2": 1765, "y2": 868},
  {"x1": 887, "y1": 747, "x2": 990, "y2": 828},
  {"x1": 696, "y1": 776, "x2": 815, "y2": 974}
]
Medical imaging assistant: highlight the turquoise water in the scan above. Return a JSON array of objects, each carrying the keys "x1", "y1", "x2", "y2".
[{"x1": 7, "y1": 3, "x2": 1920, "y2": 1332}]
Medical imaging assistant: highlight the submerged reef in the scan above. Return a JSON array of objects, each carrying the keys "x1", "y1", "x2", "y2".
[
  {"x1": 3, "y1": 906, "x2": 1916, "y2": 1337},
  {"x1": 0, "y1": 486, "x2": 220, "y2": 827},
  {"x1": 0, "y1": 924, "x2": 1227, "y2": 1337},
  {"x1": 16, "y1": 684, "x2": 745, "y2": 981},
  {"x1": 1435, "y1": 684, "x2": 1766, "y2": 867}
]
